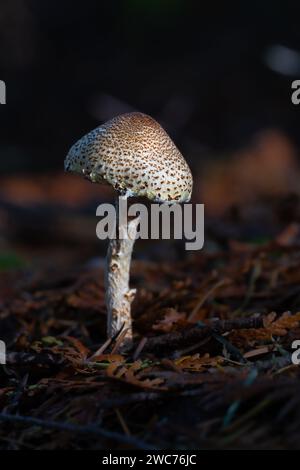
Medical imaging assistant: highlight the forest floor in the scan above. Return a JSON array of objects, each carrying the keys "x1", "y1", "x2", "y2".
[{"x1": 1, "y1": 173, "x2": 300, "y2": 449}]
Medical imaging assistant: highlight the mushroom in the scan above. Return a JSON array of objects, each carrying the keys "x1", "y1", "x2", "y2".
[{"x1": 64, "y1": 112, "x2": 193, "y2": 348}]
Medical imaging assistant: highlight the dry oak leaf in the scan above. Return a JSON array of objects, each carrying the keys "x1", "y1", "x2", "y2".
[
  {"x1": 174, "y1": 353, "x2": 224, "y2": 371},
  {"x1": 228, "y1": 329, "x2": 272, "y2": 348},
  {"x1": 63, "y1": 336, "x2": 90, "y2": 359},
  {"x1": 263, "y1": 311, "x2": 300, "y2": 336},
  {"x1": 106, "y1": 361, "x2": 167, "y2": 390},
  {"x1": 229, "y1": 312, "x2": 300, "y2": 349},
  {"x1": 152, "y1": 308, "x2": 187, "y2": 332},
  {"x1": 89, "y1": 354, "x2": 124, "y2": 363}
]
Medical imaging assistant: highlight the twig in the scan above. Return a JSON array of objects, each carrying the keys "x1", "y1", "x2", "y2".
[
  {"x1": 0, "y1": 412, "x2": 157, "y2": 450},
  {"x1": 89, "y1": 337, "x2": 113, "y2": 360},
  {"x1": 114, "y1": 408, "x2": 131, "y2": 436},
  {"x1": 111, "y1": 327, "x2": 130, "y2": 354},
  {"x1": 173, "y1": 337, "x2": 211, "y2": 358},
  {"x1": 188, "y1": 279, "x2": 229, "y2": 321},
  {"x1": 133, "y1": 337, "x2": 148, "y2": 360},
  {"x1": 142, "y1": 316, "x2": 264, "y2": 354}
]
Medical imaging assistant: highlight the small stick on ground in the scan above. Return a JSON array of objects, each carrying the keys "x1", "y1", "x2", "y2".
[
  {"x1": 143, "y1": 316, "x2": 264, "y2": 354},
  {"x1": 0, "y1": 412, "x2": 156, "y2": 449}
]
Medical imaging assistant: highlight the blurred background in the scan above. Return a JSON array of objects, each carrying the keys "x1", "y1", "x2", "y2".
[{"x1": 0, "y1": 0, "x2": 300, "y2": 270}]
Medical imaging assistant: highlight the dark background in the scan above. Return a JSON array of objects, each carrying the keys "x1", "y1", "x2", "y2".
[
  {"x1": 0, "y1": 0, "x2": 300, "y2": 173},
  {"x1": 0, "y1": 0, "x2": 300, "y2": 267}
]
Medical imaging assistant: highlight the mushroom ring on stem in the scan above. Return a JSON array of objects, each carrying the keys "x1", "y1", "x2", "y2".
[{"x1": 64, "y1": 112, "x2": 193, "y2": 349}]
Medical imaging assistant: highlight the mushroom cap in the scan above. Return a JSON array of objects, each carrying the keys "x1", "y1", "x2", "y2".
[{"x1": 64, "y1": 112, "x2": 193, "y2": 203}]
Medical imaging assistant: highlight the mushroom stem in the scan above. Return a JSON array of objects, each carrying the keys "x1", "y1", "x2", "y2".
[{"x1": 105, "y1": 195, "x2": 139, "y2": 348}]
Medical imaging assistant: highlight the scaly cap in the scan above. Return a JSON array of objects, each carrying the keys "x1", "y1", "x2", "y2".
[{"x1": 64, "y1": 112, "x2": 193, "y2": 203}]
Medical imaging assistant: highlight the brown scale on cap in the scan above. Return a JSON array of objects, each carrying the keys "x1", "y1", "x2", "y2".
[{"x1": 64, "y1": 112, "x2": 193, "y2": 203}]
